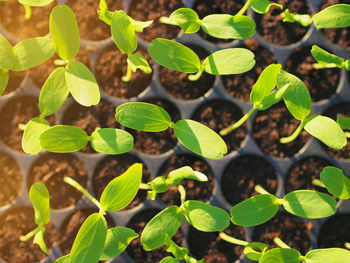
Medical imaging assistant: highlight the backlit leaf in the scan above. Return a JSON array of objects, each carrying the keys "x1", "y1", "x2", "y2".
[
  {"x1": 313, "y1": 4, "x2": 350, "y2": 29},
  {"x1": 160, "y1": 257, "x2": 179, "y2": 263},
  {"x1": 305, "y1": 248, "x2": 350, "y2": 263},
  {"x1": 19, "y1": 0, "x2": 54, "y2": 6},
  {"x1": 337, "y1": 116, "x2": 350, "y2": 130},
  {"x1": 311, "y1": 45, "x2": 344, "y2": 67},
  {"x1": 127, "y1": 52, "x2": 152, "y2": 73},
  {"x1": 33, "y1": 228, "x2": 48, "y2": 254},
  {"x1": 320, "y1": 166, "x2": 350, "y2": 199},
  {"x1": 29, "y1": 182, "x2": 50, "y2": 225},
  {"x1": 160, "y1": 8, "x2": 200, "y2": 33},
  {"x1": 54, "y1": 255, "x2": 70, "y2": 263},
  {"x1": 0, "y1": 34, "x2": 15, "y2": 70},
  {"x1": 251, "y1": 0, "x2": 283, "y2": 14},
  {"x1": 259, "y1": 248, "x2": 301, "y2": 263},
  {"x1": 0, "y1": 70, "x2": 9, "y2": 96},
  {"x1": 167, "y1": 166, "x2": 208, "y2": 186},
  {"x1": 244, "y1": 242, "x2": 268, "y2": 261},
  {"x1": 22, "y1": 117, "x2": 50, "y2": 155}
]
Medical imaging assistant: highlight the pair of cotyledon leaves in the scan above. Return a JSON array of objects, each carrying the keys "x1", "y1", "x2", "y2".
[{"x1": 311, "y1": 45, "x2": 350, "y2": 70}]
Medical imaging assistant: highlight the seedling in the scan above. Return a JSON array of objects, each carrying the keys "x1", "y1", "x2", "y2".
[
  {"x1": 311, "y1": 45, "x2": 350, "y2": 71},
  {"x1": 0, "y1": 0, "x2": 55, "y2": 19},
  {"x1": 115, "y1": 102, "x2": 227, "y2": 159},
  {"x1": 148, "y1": 38, "x2": 255, "y2": 81}
]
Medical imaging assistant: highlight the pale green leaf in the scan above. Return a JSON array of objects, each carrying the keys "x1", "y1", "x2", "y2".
[
  {"x1": 305, "y1": 248, "x2": 350, "y2": 263},
  {"x1": 33, "y1": 228, "x2": 48, "y2": 254},
  {"x1": 54, "y1": 255, "x2": 70, "y2": 263},
  {"x1": 160, "y1": 257, "x2": 180, "y2": 263},
  {"x1": 164, "y1": 235, "x2": 188, "y2": 259},
  {"x1": 0, "y1": 34, "x2": 15, "y2": 70},
  {"x1": 259, "y1": 248, "x2": 301, "y2": 263},
  {"x1": 320, "y1": 166, "x2": 350, "y2": 199},
  {"x1": 311, "y1": 45, "x2": 344, "y2": 67},
  {"x1": 244, "y1": 242, "x2": 268, "y2": 261},
  {"x1": 313, "y1": 4, "x2": 350, "y2": 29},
  {"x1": 251, "y1": 0, "x2": 283, "y2": 14},
  {"x1": 29, "y1": 182, "x2": 50, "y2": 225},
  {"x1": 22, "y1": 117, "x2": 50, "y2": 155},
  {"x1": 167, "y1": 166, "x2": 208, "y2": 186},
  {"x1": 128, "y1": 17, "x2": 153, "y2": 32},
  {"x1": 337, "y1": 116, "x2": 350, "y2": 130},
  {"x1": 18, "y1": 0, "x2": 54, "y2": 6},
  {"x1": 127, "y1": 53, "x2": 152, "y2": 74},
  {"x1": 160, "y1": 8, "x2": 200, "y2": 33},
  {"x1": 0, "y1": 70, "x2": 9, "y2": 96}
]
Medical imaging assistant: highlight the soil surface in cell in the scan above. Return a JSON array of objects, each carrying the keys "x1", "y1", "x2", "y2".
[
  {"x1": 318, "y1": 214, "x2": 350, "y2": 249},
  {"x1": 221, "y1": 155, "x2": 279, "y2": 205},
  {"x1": 255, "y1": 0, "x2": 311, "y2": 45},
  {"x1": 128, "y1": 0, "x2": 183, "y2": 42},
  {"x1": 28, "y1": 153, "x2": 88, "y2": 209},
  {"x1": 157, "y1": 154, "x2": 215, "y2": 206},
  {"x1": 253, "y1": 102, "x2": 310, "y2": 158},
  {"x1": 95, "y1": 45, "x2": 153, "y2": 98},
  {"x1": 126, "y1": 208, "x2": 184, "y2": 263},
  {"x1": 285, "y1": 47, "x2": 340, "y2": 102},
  {"x1": 158, "y1": 44, "x2": 215, "y2": 100},
  {"x1": 0, "y1": 207, "x2": 58, "y2": 263},
  {"x1": 93, "y1": 154, "x2": 151, "y2": 210},
  {"x1": 191, "y1": 99, "x2": 247, "y2": 153}
]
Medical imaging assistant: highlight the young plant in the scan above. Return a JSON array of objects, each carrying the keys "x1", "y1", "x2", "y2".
[
  {"x1": 311, "y1": 45, "x2": 350, "y2": 70},
  {"x1": 115, "y1": 102, "x2": 227, "y2": 159},
  {"x1": 0, "y1": 0, "x2": 55, "y2": 20},
  {"x1": 54, "y1": 163, "x2": 141, "y2": 263},
  {"x1": 148, "y1": 38, "x2": 255, "y2": 81}
]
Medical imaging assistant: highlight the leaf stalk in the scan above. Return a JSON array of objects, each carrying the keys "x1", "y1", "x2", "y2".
[
  {"x1": 220, "y1": 107, "x2": 255, "y2": 136},
  {"x1": 122, "y1": 63, "x2": 132, "y2": 82},
  {"x1": 178, "y1": 184, "x2": 186, "y2": 205},
  {"x1": 312, "y1": 63, "x2": 338, "y2": 69},
  {"x1": 273, "y1": 237, "x2": 291, "y2": 249},
  {"x1": 279, "y1": 119, "x2": 305, "y2": 144},
  {"x1": 236, "y1": 0, "x2": 251, "y2": 16},
  {"x1": 254, "y1": 185, "x2": 271, "y2": 195},
  {"x1": 219, "y1": 232, "x2": 249, "y2": 246},
  {"x1": 311, "y1": 179, "x2": 326, "y2": 188},
  {"x1": 24, "y1": 5, "x2": 32, "y2": 20}
]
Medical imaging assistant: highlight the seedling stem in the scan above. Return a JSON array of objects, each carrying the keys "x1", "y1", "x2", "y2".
[
  {"x1": 220, "y1": 106, "x2": 255, "y2": 136},
  {"x1": 24, "y1": 5, "x2": 32, "y2": 20},
  {"x1": 236, "y1": 0, "x2": 251, "y2": 16},
  {"x1": 345, "y1": 242, "x2": 350, "y2": 250},
  {"x1": 280, "y1": 119, "x2": 305, "y2": 144},
  {"x1": 178, "y1": 184, "x2": 186, "y2": 204},
  {"x1": 254, "y1": 184, "x2": 271, "y2": 195},
  {"x1": 188, "y1": 68, "x2": 203, "y2": 81},
  {"x1": 311, "y1": 179, "x2": 326, "y2": 188},
  {"x1": 313, "y1": 63, "x2": 338, "y2": 69},
  {"x1": 273, "y1": 237, "x2": 291, "y2": 249},
  {"x1": 345, "y1": 132, "x2": 350, "y2": 138},
  {"x1": 139, "y1": 183, "x2": 152, "y2": 190},
  {"x1": 218, "y1": 232, "x2": 249, "y2": 246},
  {"x1": 19, "y1": 226, "x2": 43, "y2": 242},
  {"x1": 122, "y1": 64, "x2": 132, "y2": 82}
]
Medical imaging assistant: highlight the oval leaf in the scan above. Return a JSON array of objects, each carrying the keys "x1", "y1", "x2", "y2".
[
  {"x1": 70, "y1": 213, "x2": 107, "y2": 263},
  {"x1": 65, "y1": 61, "x2": 100, "y2": 107},
  {"x1": 0, "y1": 34, "x2": 15, "y2": 70},
  {"x1": 127, "y1": 52, "x2": 152, "y2": 74},
  {"x1": 100, "y1": 163, "x2": 142, "y2": 212},
  {"x1": 91, "y1": 128, "x2": 134, "y2": 154},
  {"x1": 39, "y1": 125, "x2": 89, "y2": 153},
  {"x1": 173, "y1": 119, "x2": 227, "y2": 160},
  {"x1": 313, "y1": 4, "x2": 350, "y2": 29},
  {"x1": 311, "y1": 45, "x2": 344, "y2": 67},
  {"x1": 148, "y1": 38, "x2": 201, "y2": 73},
  {"x1": 167, "y1": 166, "x2": 208, "y2": 186},
  {"x1": 320, "y1": 166, "x2": 350, "y2": 199},
  {"x1": 305, "y1": 248, "x2": 350, "y2": 263},
  {"x1": 259, "y1": 248, "x2": 301, "y2": 263},
  {"x1": 141, "y1": 206, "x2": 183, "y2": 251},
  {"x1": 202, "y1": 48, "x2": 255, "y2": 75},
  {"x1": 22, "y1": 117, "x2": 50, "y2": 155},
  {"x1": 230, "y1": 194, "x2": 279, "y2": 226},
  {"x1": 283, "y1": 190, "x2": 337, "y2": 218},
  {"x1": 304, "y1": 115, "x2": 347, "y2": 150},
  {"x1": 29, "y1": 182, "x2": 50, "y2": 225},
  {"x1": 160, "y1": 8, "x2": 200, "y2": 33},
  {"x1": 18, "y1": 0, "x2": 55, "y2": 6},
  {"x1": 49, "y1": 5, "x2": 80, "y2": 60},
  {"x1": 0, "y1": 70, "x2": 9, "y2": 96},
  {"x1": 182, "y1": 200, "x2": 230, "y2": 232},
  {"x1": 115, "y1": 102, "x2": 172, "y2": 132},
  {"x1": 12, "y1": 37, "x2": 55, "y2": 71}
]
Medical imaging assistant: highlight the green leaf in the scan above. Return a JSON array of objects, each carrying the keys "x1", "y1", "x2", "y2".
[
  {"x1": 250, "y1": 0, "x2": 283, "y2": 14},
  {"x1": 0, "y1": 34, "x2": 15, "y2": 70},
  {"x1": 100, "y1": 163, "x2": 142, "y2": 212},
  {"x1": 313, "y1": 4, "x2": 350, "y2": 29},
  {"x1": 304, "y1": 115, "x2": 347, "y2": 150},
  {"x1": 127, "y1": 53, "x2": 152, "y2": 74},
  {"x1": 141, "y1": 206, "x2": 183, "y2": 250},
  {"x1": 115, "y1": 102, "x2": 172, "y2": 132},
  {"x1": 54, "y1": 254, "x2": 70, "y2": 263},
  {"x1": 39, "y1": 125, "x2": 89, "y2": 153},
  {"x1": 250, "y1": 64, "x2": 282, "y2": 105},
  {"x1": 311, "y1": 45, "x2": 344, "y2": 67},
  {"x1": 167, "y1": 166, "x2": 208, "y2": 186},
  {"x1": 111, "y1": 10, "x2": 137, "y2": 55},
  {"x1": 173, "y1": 119, "x2": 227, "y2": 160},
  {"x1": 337, "y1": 116, "x2": 350, "y2": 130},
  {"x1": 29, "y1": 182, "x2": 50, "y2": 225},
  {"x1": 33, "y1": 227, "x2": 48, "y2": 254},
  {"x1": 320, "y1": 166, "x2": 350, "y2": 199},
  {"x1": 230, "y1": 194, "x2": 279, "y2": 227},
  {"x1": 283, "y1": 190, "x2": 337, "y2": 218},
  {"x1": 65, "y1": 61, "x2": 100, "y2": 107},
  {"x1": 18, "y1": 0, "x2": 54, "y2": 6},
  {"x1": 100, "y1": 227, "x2": 138, "y2": 260},
  {"x1": 0, "y1": 70, "x2": 9, "y2": 96},
  {"x1": 282, "y1": 9, "x2": 312, "y2": 27},
  {"x1": 49, "y1": 5, "x2": 80, "y2": 60},
  {"x1": 22, "y1": 117, "x2": 50, "y2": 155},
  {"x1": 244, "y1": 242, "x2": 268, "y2": 261},
  {"x1": 164, "y1": 235, "x2": 188, "y2": 259},
  {"x1": 90, "y1": 128, "x2": 134, "y2": 155},
  {"x1": 259, "y1": 248, "x2": 301, "y2": 263},
  {"x1": 148, "y1": 38, "x2": 201, "y2": 73},
  {"x1": 160, "y1": 8, "x2": 200, "y2": 33},
  {"x1": 39, "y1": 67, "x2": 69, "y2": 117},
  {"x1": 201, "y1": 15, "x2": 255, "y2": 39},
  {"x1": 305, "y1": 248, "x2": 350, "y2": 263},
  {"x1": 202, "y1": 48, "x2": 255, "y2": 75},
  {"x1": 70, "y1": 213, "x2": 107, "y2": 263},
  {"x1": 160, "y1": 257, "x2": 180, "y2": 263},
  {"x1": 277, "y1": 70, "x2": 311, "y2": 120},
  {"x1": 128, "y1": 17, "x2": 153, "y2": 33},
  {"x1": 182, "y1": 200, "x2": 230, "y2": 231},
  {"x1": 12, "y1": 37, "x2": 55, "y2": 71}
]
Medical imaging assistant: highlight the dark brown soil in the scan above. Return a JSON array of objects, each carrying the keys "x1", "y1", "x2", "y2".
[
  {"x1": 58, "y1": 208, "x2": 116, "y2": 255},
  {"x1": 92, "y1": 153, "x2": 151, "y2": 210},
  {"x1": 318, "y1": 214, "x2": 350, "y2": 249},
  {"x1": 127, "y1": 98, "x2": 180, "y2": 155},
  {"x1": 255, "y1": 0, "x2": 311, "y2": 45},
  {"x1": 253, "y1": 102, "x2": 311, "y2": 158},
  {"x1": 188, "y1": 224, "x2": 245, "y2": 263},
  {"x1": 3, "y1": 71, "x2": 26, "y2": 95},
  {"x1": 191, "y1": 99, "x2": 247, "y2": 153},
  {"x1": 158, "y1": 44, "x2": 215, "y2": 100},
  {"x1": 0, "y1": 207, "x2": 59, "y2": 263},
  {"x1": 0, "y1": 1, "x2": 54, "y2": 39},
  {"x1": 252, "y1": 213, "x2": 311, "y2": 255},
  {"x1": 28, "y1": 153, "x2": 88, "y2": 209},
  {"x1": 128, "y1": 0, "x2": 183, "y2": 42},
  {"x1": 319, "y1": 0, "x2": 350, "y2": 49},
  {"x1": 193, "y1": 0, "x2": 244, "y2": 44},
  {"x1": 322, "y1": 102, "x2": 350, "y2": 159},
  {"x1": 0, "y1": 95, "x2": 56, "y2": 152},
  {"x1": 126, "y1": 208, "x2": 184, "y2": 263},
  {"x1": 285, "y1": 156, "x2": 333, "y2": 194},
  {"x1": 221, "y1": 155, "x2": 279, "y2": 205},
  {"x1": 0, "y1": 152, "x2": 22, "y2": 207},
  {"x1": 62, "y1": 99, "x2": 119, "y2": 154},
  {"x1": 95, "y1": 45, "x2": 153, "y2": 98},
  {"x1": 67, "y1": 0, "x2": 124, "y2": 41},
  {"x1": 157, "y1": 154, "x2": 215, "y2": 206},
  {"x1": 222, "y1": 39, "x2": 278, "y2": 102},
  {"x1": 285, "y1": 47, "x2": 340, "y2": 102}
]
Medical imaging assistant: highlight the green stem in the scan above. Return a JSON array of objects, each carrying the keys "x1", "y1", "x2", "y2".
[
  {"x1": 345, "y1": 132, "x2": 350, "y2": 138},
  {"x1": 280, "y1": 120, "x2": 305, "y2": 144},
  {"x1": 54, "y1": 59, "x2": 69, "y2": 66},
  {"x1": 122, "y1": 63, "x2": 132, "y2": 82},
  {"x1": 20, "y1": 226, "x2": 41, "y2": 242},
  {"x1": 220, "y1": 106, "x2": 255, "y2": 136},
  {"x1": 273, "y1": 237, "x2": 291, "y2": 249},
  {"x1": 18, "y1": 123, "x2": 27, "y2": 131},
  {"x1": 24, "y1": 5, "x2": 32, "y2": 20},
  {"x1": 312, "y1": 179, "x2": 326, "y2": 188},
  {"x1": 345, "y1": 242, "x2": 350, "y2": 250},
  {"x1": 236, "y1": 0, "x2": 251, "y2": 16},
  {"x1": 313, "y1": 63, "x2": 338, "y2": 69},
  {"x1": 188, "y1": 68, "x2": 203, "y2": 81},
  {"x1": 139, "y1": 183, "x2": 152, "y2": 190},
  {"x1": 219, "y1": 232, "x2": 249, "y2": 246},
  {"x1": 254, "y1": 185, "x2": 271, "y2": 195},
  {"x1": 63, "y1": 177, "x2": 105, "y2": 214},
  {"x1": 178, "y1": 184, "x2": 186, "y2": 205}
]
